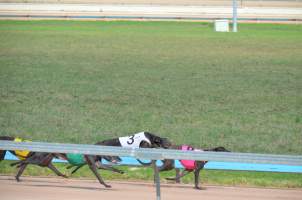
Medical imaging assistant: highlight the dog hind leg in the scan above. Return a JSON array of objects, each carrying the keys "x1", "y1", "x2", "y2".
[
  {"x1": 10, "y1": 160, "x2": 22, "y2": 167},
  {"x1": 71, "y1": 165, "x2": 84, "y2": 174},
  {"x1": 165, "y1": 169, "x2": 191, "y2": 181},
  {"x1": 47, "y1": 163, "x2": 68, "y2": 178},
  {"x1": 0, "y1": 150, "x2": 6, "y2": 162}
]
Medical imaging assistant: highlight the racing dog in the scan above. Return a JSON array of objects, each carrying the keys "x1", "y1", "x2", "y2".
[
  {"x1": 0, "y1": 136, "x2": 69, "y2": 179},
  {"x1": 158, "y1": 145, "x2": 230, "y2": 189},
  {"x1": 13, "y1": 152, "x2": 123, "y2": 188},
  {"x1": 0, "y1": 136, "x2": 123, "y2": 188},
  {"x1": 68, "y1": 131, "x2": 172, "y2": 174},
  {"x1": 97, "y1": 131, "x2": 171, "y2": 149}
]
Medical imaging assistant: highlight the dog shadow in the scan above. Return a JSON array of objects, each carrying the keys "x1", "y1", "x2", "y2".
[
  {"x1": 22, "y1": 183, "x2": 115, "y2": 191},
  {"x1": 1, "y1": 176, "x2": 115, "y2": 191}
]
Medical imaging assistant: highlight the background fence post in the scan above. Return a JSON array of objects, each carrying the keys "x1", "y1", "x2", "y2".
[{"x1": 233, "y1": 0, "x2": 238, "y2": 32}]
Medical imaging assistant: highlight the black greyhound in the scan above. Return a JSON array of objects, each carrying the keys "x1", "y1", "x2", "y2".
[
  {"x1": 67, "y1": 132, "x2": 172, "y2": 175},
  {"x1": 0, "y1": 136, "x2": 68, "y2": 179},
  {"x1": 13, "y1": 152, "x2": 123, "y2": 188},
  {"x1": 0, "y1": 136, "x2": 123, "y2": 188},
  {"x1": 97, "y1": 132, "x2": 171, "y2": 149},
  {"x1": 158, "y1": 145, "x2": 230, "y2": 189}
]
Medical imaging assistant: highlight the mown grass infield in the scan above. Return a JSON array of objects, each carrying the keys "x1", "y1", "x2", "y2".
[{"x1": 0, "y1": 20, "x2": 301, "y2": 187}]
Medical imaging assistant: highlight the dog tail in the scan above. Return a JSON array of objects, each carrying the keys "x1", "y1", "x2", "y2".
[
  {"x1": 204, "y1": 146, "x2": 230, "y2": 152},
  {"x1": 0, "y1": 136, "x2": 15, "y2": 141},
  {"x1": 0, "y1": 136, "x2": 14, "y2": 162},
  {"x1": 0, "y1": 150, "x2": 6, "y2": 162},
  {"x1": 137, "y1": 159, "x2": 153, "y2": 166}
]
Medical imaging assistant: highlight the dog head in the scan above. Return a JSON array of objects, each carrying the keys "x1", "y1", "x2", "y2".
[{"x1": 143, "y1": 132, "x2": 172, "y2": 149}]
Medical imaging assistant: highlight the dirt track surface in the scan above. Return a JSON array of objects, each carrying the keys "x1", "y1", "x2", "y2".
[{"x1": 1, "y1": 176, "x2": 302, "y2": 200}]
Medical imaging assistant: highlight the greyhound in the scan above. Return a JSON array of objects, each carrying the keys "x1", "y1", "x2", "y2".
[
  {"x1": 69, "y1": 132, "x2": 172, "y2": 174},
  {"x1": 159, "y1": 145, "x2": 230, "y2": 189}
]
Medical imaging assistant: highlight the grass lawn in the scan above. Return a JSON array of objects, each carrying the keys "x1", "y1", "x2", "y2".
[{"x1": 0, "y1": 20, "x2": 301, "y2": 187}]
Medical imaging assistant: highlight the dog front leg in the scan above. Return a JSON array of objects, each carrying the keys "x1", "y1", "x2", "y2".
[
  {"x1": 84, "y1": 155, "x2": 111, "y2": 188},
  {"x1": 15, "y1": 163, "x2": 28, "y2": 182},
  {"x1": 96, "y1": 162, "x2": 124, "y2": 174}
]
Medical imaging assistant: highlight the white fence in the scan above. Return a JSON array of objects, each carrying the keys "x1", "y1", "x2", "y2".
[{"x1": 0, "y1": 1, "x2": 301, "y2": 23}]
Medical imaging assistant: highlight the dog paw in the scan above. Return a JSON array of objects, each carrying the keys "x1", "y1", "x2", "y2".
[
  {"x1": 195, "y1": 186, "x2": 206, "y2": 190},
  {"x1": 165, "y1": 177, "x2": 176, "y2": 181},
  {"x1": 105, "y1": 184, "x2": 112, "y2": 188}
]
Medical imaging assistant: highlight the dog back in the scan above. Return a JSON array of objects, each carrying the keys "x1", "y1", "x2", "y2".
[
  {"x1": 14, "y1": 137, "x2": 31, "y2": 160},
  {"x1": 66, "y1": 153, "x2": 85, "y2": 166},
  {"x1": 119, "y1": 132, "x2": 151, "y2": 148}
]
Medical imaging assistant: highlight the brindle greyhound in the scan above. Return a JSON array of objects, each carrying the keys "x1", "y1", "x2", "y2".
[
  {"x1": 0, "y1": 136, "x2": 123, "y2": 188},
  {"x1": 159, "y1": 145, "x2": 230, "y2": 189},
  {"x1": 0, "y1": 136, "x2": 68, "y2": 179}
]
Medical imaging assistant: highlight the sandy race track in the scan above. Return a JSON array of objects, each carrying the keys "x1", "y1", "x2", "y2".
[{"x1": 0, "y1": 176, "x2": 302, "y2": 200}]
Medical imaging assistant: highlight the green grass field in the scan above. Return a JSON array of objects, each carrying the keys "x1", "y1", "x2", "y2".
[{"x1": 0, "y1": 20, "x2": 301, "y2": 187}]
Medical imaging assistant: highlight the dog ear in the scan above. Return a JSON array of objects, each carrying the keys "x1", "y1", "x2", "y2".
[
  {"x1": 161, "y1": 138, "x2": 172, "y2": 148},
  {"x1": 150, "y1": 137, "x2": 162, "y2": 148},
  {"x1": 154, "y1": 137, "x2": 161, "y2": 143}
]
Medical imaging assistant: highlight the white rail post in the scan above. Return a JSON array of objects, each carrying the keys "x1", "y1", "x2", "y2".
[
  {"x1": 233, "y1": 0, "x2": 238, "y2": 32},
  {"x1": 152, "y1": 160, "x2": 161, "y2": 200}
]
